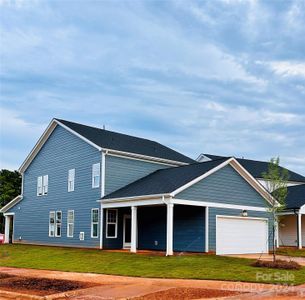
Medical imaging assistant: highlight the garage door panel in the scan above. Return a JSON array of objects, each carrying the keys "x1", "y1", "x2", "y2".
[{"x1": 216, "y1": 216, "x2": 268, "y2": 255}]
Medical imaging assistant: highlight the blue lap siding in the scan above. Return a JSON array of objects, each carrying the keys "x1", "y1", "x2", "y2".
[
  {"x1": 8, "y1": 125, "x2": 102, "y2": 248},
  {"x1": 105, "y1": 155, "x2": 169, "y2": 195}
]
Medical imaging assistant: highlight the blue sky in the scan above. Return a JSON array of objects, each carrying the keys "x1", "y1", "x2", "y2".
[{"x1": 0, "y1": 0, "x2": 305, "y2": 174}]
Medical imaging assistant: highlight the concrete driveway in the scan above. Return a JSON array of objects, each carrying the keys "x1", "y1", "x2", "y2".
[
  {"x1": 0, "y1": 266, "x2": 304, "y2": 299},
  {"x1": 225, "y1": 254, "x2": 305, "y2": 266}
]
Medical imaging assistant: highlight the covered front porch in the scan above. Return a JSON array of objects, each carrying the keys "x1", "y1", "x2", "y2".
[{"x1": 99, "y1": 200, "x2": 207, "y2": 256}]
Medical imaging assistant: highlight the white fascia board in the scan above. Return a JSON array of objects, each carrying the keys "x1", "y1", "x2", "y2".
[
  {"x1": 300, "y1": 205, "x2": 305, "y2": 214},
  {"x1": 0, "y1": 195, "x2": 23, "y2": 213},
  {"x1": 19, "y1": 120, "x2": 58, "y2": 173},
  {"x1": 229, "y1": 158, "x2": 279, "y2": 207},
  {"x1": 101, "y1": 198, "x2": 166, "y2": 208},
  {"x1": 103, "y1": 148, "x2": 189, "y2": 167},
  {"x1": 99, "y1": 193, "x2": 171, "y2": 203},
  {"x1": 55, "y1": 119, "x2": 102, "y2": 151},
  {"x1": 170, "y1": 158, "x2": 233, "y2": 197},
  {"x1": 173, "y1": 198, "x2": 269, "y2": 212}
]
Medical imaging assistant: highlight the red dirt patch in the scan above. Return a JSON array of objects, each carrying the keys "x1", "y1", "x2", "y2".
[
  {"x1": 0, "y1": 274, "x2": 98, "y2": 296},
  {"x1": 133, "y1": 287, "x2": 244, "y2": 300}
]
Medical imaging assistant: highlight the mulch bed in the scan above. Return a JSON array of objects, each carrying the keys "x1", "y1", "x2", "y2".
[
  {"x1": 252, "y1": 259, "x2": 302, "y2": 270},
  {"x1": 133, "y1": 287, "x2": 244, "y2": 300},
  {"x1": 0, "y1": 273, "x2": 99, "y2": 296}
]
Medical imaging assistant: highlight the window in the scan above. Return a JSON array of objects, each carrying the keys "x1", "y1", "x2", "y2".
[
  {"x1": 67, "y1": 210, "x2": 74, "y2": 237},
  {"x1": 55, "y1": 211, "x2": 62, "y2": 237},
  {"x1": 37, "y1": 175, "x2": 48, "y2": 196},
  {"x1": 43, "y1": 175, "x2": 48, "y2": 195},
  {"x1": 68, "y1": 169, "x2": 75, "y2": 192},
  {"x1": 106, "y1": 209, "x2": 118, "y2": 238},
  {"x1": 37, "y1": 176, "x2": 43, "y2": 196},
  {"x1": 91, "y1": 208, "x2": 99, "y2": 238},
  {"x1": 49, "y1": 211, "x2": 55, "y2": 237},
  {"x1": 92, "y1": 163, "x2": 100, "y2": 188}
]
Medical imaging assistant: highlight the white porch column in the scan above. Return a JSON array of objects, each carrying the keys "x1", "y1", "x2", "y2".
[
  {"x1": 298, "y1": 213, "x2": 302, "y2": 249},
  {"x1": 131, "y1": 206, "x2": 137, "y2": 253},
  {"x1": 4, "y1": 215, "x2": 11, "y2": 244},
  {"x1": 205, "y1": 207, "x2": 209, "y2": 252},
  {"x1": 99, "y1": 206, "x2": 104, "y2": 249},
  {"x1": 166, "y1": 203, "x2": 174, "y2": 256}
]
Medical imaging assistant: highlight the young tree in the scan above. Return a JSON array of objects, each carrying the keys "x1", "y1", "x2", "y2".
[
  {"x1": 262, "y1": 157, "x2": 289, "y2": 262},
  {"x1": 0, "y1": 169, "x2": 21, "y2": 233}
]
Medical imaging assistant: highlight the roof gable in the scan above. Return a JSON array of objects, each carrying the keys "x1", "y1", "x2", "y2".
[{"x1": 19, "y1": 118, "x2": 194, "y2": 172}]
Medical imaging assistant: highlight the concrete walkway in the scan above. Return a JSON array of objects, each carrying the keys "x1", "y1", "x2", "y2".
[
  {"x1": 225, "y1": 254, "x2": 305, "y2": 266},
  {"x1": 0, "y1": 267, "x2": 304, "y2": 299}
]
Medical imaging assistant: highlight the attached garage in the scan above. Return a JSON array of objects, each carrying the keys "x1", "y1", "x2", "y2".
[{"x1": 216, "y1": 216, "x2": 269, "y2": 255}]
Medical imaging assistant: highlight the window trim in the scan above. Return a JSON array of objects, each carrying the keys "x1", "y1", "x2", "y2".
[
  {"x1": 106, "y1": 209, "x2": 118, "y2": 239},
  {"x1": 55, "y1": 210, "x2": 62, "y2": 237},
  {"x1": 49, "y1": 211, "x2": 55, "y2": 237},
  {"x1": 37, "y1": 176, "x2": 43, "y2": 196},
  {"x1": 68, "y1": 169, "x2": 75, "y2": 192},
  {"x1": 91, "y1": 208, "x2": 99, "y2": 238},
  {"x1": 67, "y1": 210, "x2": 74, "y2": 238},
  {"x1": 43, "y1": 175, "x2": 48, "y2": 195},
  {"x1": 92, "y1": 163, "x2": 101, "y2": 188}
]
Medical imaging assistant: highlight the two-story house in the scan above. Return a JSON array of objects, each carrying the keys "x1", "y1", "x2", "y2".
[{"x1": 1, "y1": 119, "x2": 278, "y2": 255}]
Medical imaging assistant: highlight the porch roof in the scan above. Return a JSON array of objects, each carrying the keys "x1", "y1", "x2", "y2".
[
  {"x1": 102, "y1": 158, "x2": 228, "y2": 199},
  {"x1": 284, "y1": 184, "x2": 305, "y2": 210}
]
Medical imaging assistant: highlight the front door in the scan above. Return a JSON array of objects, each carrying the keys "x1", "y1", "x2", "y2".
[{"x1": 123, "y1": 214, "x2": 131, "y2": 249}]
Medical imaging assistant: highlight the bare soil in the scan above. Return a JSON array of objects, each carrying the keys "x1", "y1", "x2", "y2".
[
  {"x1": 133, "y1": 287, "x2": 244, "y2": 300},
  {"x1": 0, "y1": 273, "x2": 98, "y2": 296},
  {"x1": 252, "y1": 259, "x2": 302, "y2": 270}
]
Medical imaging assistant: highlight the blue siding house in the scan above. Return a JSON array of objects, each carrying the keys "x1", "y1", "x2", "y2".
[{"x1": 1, "y1": 119, "x2": 276, "y2": 255}]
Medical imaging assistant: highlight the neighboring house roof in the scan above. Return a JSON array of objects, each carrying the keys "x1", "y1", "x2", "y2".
[
  {"x1": 102, "y1": 157, "x2": 276, "y2": 207},
  {"x1": 202, "y1": 154, "x2": 305, "y2": 183},
  {"x1": 284, "y1": 185, "x2": 305, "y2": 210},
  {"x1": 103, "y1": 158, "x2": 228, "y2": 199},
  {"x1": 56, "y1": 119, "x2": 195, "y2": 164}
]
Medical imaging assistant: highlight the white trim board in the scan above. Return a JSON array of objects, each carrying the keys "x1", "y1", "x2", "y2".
[{"x1": 0, "y1": 195, "x2": 22, "y2": 213}]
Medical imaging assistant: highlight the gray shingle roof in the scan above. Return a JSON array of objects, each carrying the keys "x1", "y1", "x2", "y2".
[
  {"x1": 204, "y1": 154, "x2": 305, "y2": 183},
  {"x1": 56, "y1": 119, "x2": 195, "y2": 164},
  {"x1": 285, "y1": 185, "x2": 305, "y2": 209},
  {"x1": 103, "y1": 158, "x2": 228, "y2": 199}
]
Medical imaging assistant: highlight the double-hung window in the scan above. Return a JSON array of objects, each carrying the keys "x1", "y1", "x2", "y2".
[
  {"x1": 49, "y1": 211, "x2": 55, "y2": 237},
  {"x1": 91, "y1": 208, "x2": 99, "y2": 238},
  {"x1": 37, "y1": 176, "x2": 43, "y2": 196},
  {"x1": 106, "y1": 209, "x2": 118, "y2": 238},
  {"x1": 37, "y1": 175, "x2": 48, "y2": 196},
  {"x1": 68, "y1": 169, "x2": 75, "y2": 192},
  {"x1": 55, "y1": 211, "x2": 62, "y2": 237},
  {"x1": 92, "y1": 163, "x2": 100, "y2": 188},
  {"x1": 67, "y1": 210, "x2": 74, "y2": 237}
]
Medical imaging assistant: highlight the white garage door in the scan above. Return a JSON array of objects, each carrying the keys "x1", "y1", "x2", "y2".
[{"x1": 216, "y1": 216, "x2": 269, "y2": 255}]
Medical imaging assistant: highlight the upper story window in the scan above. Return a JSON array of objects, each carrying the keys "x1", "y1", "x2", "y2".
[
  {"x1": 68, "y1": 169, "x2": 75, "y2": 192},
  {"x1": 92, "y1": 163, "x2": 100, "y2": 188},
  {"x1": 37, "y1": 175, "x2": 48, "y2": 196}
]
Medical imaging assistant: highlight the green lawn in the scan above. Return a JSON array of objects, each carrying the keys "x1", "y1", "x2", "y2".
[
  {"x1": 0, "y1": 244, "x2": 305, "y2": 285},
  {"x1": 277, "y1": 248, "x2": 305, "y2": 257}
]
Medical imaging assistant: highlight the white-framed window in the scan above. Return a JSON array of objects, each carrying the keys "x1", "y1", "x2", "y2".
[
  {"x1": 43, "y1": 175, "x2": 48, "y2": 195},
  {"x1": 55, "y1": 211, "x2": 62, "y2": 237},
  {"x1": 68, "y1": 169, "x2": 75, "y2": 192},
  {"x1": 67, "y1": 210, "x2": 74, "y2": 237},
  {"x1": 92, "y1": 163, "x2": 100, "y2": 188},
  {"x1": 91, "y1": 208, "x2": 99, "y2": 238},
  {"x1": 106, "y1": 209, "x2": 118, "y2": 238},
  {"x1": 49, "y1": 211, "x2": 55, "y2": 237},
  {"x1": 37, "y1": 176, "x2": 43, "y2": 196},
  {"x1": 37, "y1": 175, "x2": 48, "y2": 196}
]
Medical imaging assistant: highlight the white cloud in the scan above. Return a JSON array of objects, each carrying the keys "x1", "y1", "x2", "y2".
[{"x1": 261, "y1": 61, "x2": 305, "y2": 78}]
